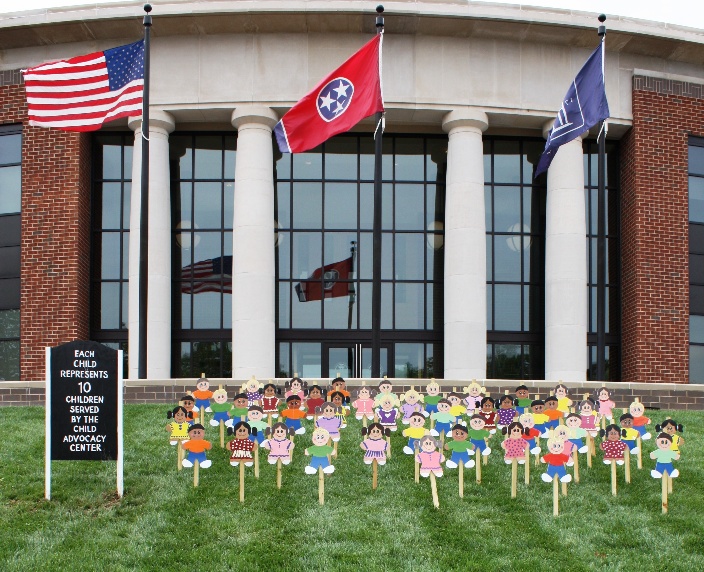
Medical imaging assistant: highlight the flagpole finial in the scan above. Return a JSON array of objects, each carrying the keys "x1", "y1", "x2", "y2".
[
  {"x1": 598, "y1": 14, "x2": 606, "y2": 37},
  {"x1": 143, "y1": 4, "x2": 152, "y2": 26},
  {"x1": 376, "y1": 5, "x2": 384, "y2": 30}
]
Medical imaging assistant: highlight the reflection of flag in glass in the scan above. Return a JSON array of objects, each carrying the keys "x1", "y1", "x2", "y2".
[
  {"x1": 295, "y1": 257, "x2": 353, "y2": 302},
  {"x1": 181, "y1": 255, "x2": 232, "y2": 294}
]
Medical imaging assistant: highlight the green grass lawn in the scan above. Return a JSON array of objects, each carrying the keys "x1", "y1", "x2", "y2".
[{"x1": 1, "y1": 405, "x2": 703, "y2": 572}]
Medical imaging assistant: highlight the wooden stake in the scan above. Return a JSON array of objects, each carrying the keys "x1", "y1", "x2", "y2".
[
  {"x1": 562, "y1": 480, "x2": 567, "y2": 497},
  {"x1": 611, "y1": 461, "x2": 617, "y2": 496},
  {"x1": 318, "y1": 465, "x2": 325, "y2": 505},
  {"x1": 430, "y1": 472, "x2": 440, "y2": 509},
  {"x1": 363, "y1": 415, "x2": 368, "y2": 428},
  {"x1": 200, "y1": 406, "x2": 205, "y2": 428},
  {"x1": 668, "y1": 472, "x2": 673, "y2": 494},
  {"x1": 624, "y1": 448, "x2": 631, "y2": 484},
  {"x1": 483, "y1": 439, "x2": 488, "y2": 465},
  {"x1": 511, "y1": 458, "x2": 517, "y2": 499},
  {"x1": 372, "y1": 458, "x2": 378, "y2": 490},
  {"x1": 239, "y1": 461, "x2": 245, "y2": 503},
  {"x1": 254, "y1": 444, "x2": 259, "y2": 479},
  {"x1": 177, "y1": 440, "x2": 183, "y2": 471},
  {"x1": 333, "y1": 440, "x2": 338, "y2": 458},
  {"x1": 459, "y1": 460, "x2": 464, "y2": 498},
  {"x1": 194, "y1": 459, "x2": 199, "y2": 487},
  {"x1": 220, "y1": 420, "x2": 225, "y2": 449},
  {"x1": 553, "y1": 474, "x2": 559, "y2": 516},
  {"x1": 586, "y1": 434, "x2": 593, "y2": 468},
  {"x1": 636, "y1": 436, "x2": 643, "y2": 469},
  {"x1": 524, "y1": 446, "x2": 530, "y2": 485},
  {"x1": 387, "y1": 436, "x2": 391, "y2": 459},
  {"x1": 573, "y1": 449, "x2": 580, "y2": 484},
  {"x1": 276, "y1": 458, "x2": 282, "y2": 489},
  {"x1": 268, "y1": 413, "x2": 273, "y2": 428},
  {"x1": 414, "y1": 442, "x2": 420, "y2": 484},
  {"x1": 476, "y1": 450, "x2": 482, "y2": 484},
  {"x1": 662, "y1": 470, "x2": 669, "y2": 514}
]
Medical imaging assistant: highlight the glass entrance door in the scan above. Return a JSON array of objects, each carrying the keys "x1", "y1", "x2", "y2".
[{"x1": 325, "y1": 343, "x2": 390, "y2": 378}]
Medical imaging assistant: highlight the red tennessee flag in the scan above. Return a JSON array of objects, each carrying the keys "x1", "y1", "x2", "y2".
[
  {"x1": 295, "y1": 257, "x2": 354, "y2": 302},
  {"x1": 274, "y1": 34, "x2": 384, "y2": 154}
]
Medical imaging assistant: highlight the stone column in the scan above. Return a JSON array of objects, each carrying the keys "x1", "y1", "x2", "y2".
[
  {"x1": 231, "y1": 106, "x2": 278, "y2": 379},
  {"x1": 441, "y1": 108, "x2": 489, "y2": 381},
  {"x1": 128, "y1": 110, "x2": 176, "y2": 379},
  {"x1": 544, "y1": 122, "x2": 587, "y2": 381}
]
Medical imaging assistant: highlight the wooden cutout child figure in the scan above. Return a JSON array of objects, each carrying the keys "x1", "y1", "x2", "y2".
[
  {"x1": 430, "y1": 398, "x2": 455, "y2": 438},
  {"x1": 305, "y1": 427, "x2": 335, "y2": 475},
  {"x1": 280, "y1": 395, "x2": 307, "y2": 435},
  {"x1": 519, "y1": 412, "x2": 542, "y2": 455},
  {"x1": 596, "y1": 387, "x2": 616, "y2": 423},
  {"x1": 226, "y1": 393, "x2": 250, "y2": 428},
  {"x1": 262, "y1": 383, "x2": 281, "y2": 419},
  {"x1": 315, "y1": 402, "x2": 343, "y2": 443},
  {"x1": 579, "y1": 397, "x2": 601, "y2": 437},
  {"x1": 650, "y1": 432, "x2": 680, "y2": 479},
  {"x1": 540, "y1": 431, "x2": 572, "y2": 483},
  {"x1": 657, "y1": 419, "x2": 685, "y2": 455},
  {"x1": 416, "y1": 433, "x2": 445, "y2": 478},
  {"x1": 193, "y1": 377, "x2": 213, "y2": 413},
  {"x1": 209, "y1": 388, "x2": 230, "y2": 427},
  {"x1": 554, "y1": 383, "x2": 573, "y2": 416},
  {"x1": 242, "y1": 377, "x2": 263, "y2": 407},
  {"x1": 447, "y1": 392, "x2": 467, "y2": 419},
  {"x1": 543, "y1": 396, "x2": 562, "y2": 432},
  {"x1": 552, "y1": 425, "x2": 575, "y2": 467},
  {"x1": 502, "y1": 421, "x2": 528, "y2": 465},
  {"x1": 495, "y1": 394, "x2": 518, "y2": 429},
  {"x1": 330, "y1": 376, "x2": 351, "y2": 406},
  {"x1": 619, "y1": 413, "x2": 640, "y2": 455},
  {"x1": 285, "y1": 377, "x2": 307, "y2": 401},
  {"x1": 629, "y1": 400, "x2": 652, "y2": 441},
  {"x1": 180, "y1": 395, "x2": 199, "y2": 425},
  {"x1": 478, "y1": 396, "x2": 498, "y2": 434},
  {"x1": 513, "y1": 385, "x2": 532, "y2": 415},
  {"x1": 227, "y1": 421, "x2": 257, "y2": 466},
  {"x1": 400, "y1": 388, "x2": 426, "y2": 424},
  {"x1": 329, "y1": 391, "x2": 350, "y2": 428},
  {"x1": 352, "y1": 386, "x2": 377, "y2": 421},
  {"x1": 424, "y1": 379, "x2": 442, "y2": 416},
  {"x1": 376, "y1": 394, "x2": 400, "y2": 431},
  {"x1": 182, "y1": 424, "x2": 213, "y2": 468},
  {"x1": 262, "y1": 422, "x2": 295, "y2": 465},
  {"x1": 468, "y1": 414, "x2": 492, "y2": 457},
  {"x1": 166, "y1": 405, "x2": 191, "y2": 444},
  {"x1": 305, "y1": 385, "x2": 326, "y2": 420},
  {"x1": 361, "y1": 422, "x2": 391, "y2": 465},
  {"x1": 444, "y1": 423, "x2": 476, "y2": 470},
  {"x1": 403, "y1": 412, "x2": 428, "y2": 454},
  {"x1": 564, "y1": 413, "x2": 589, "y2": 454},
  {"x1": 246, "y1": 406, "x2": 268, "y2": 445},
  {"x1": 462, "y1": 381, "x2": 485, "y2": 413},
  {"x1": 600, "y1": 423, "x2": 628, "y2": 465},
  {"x1": 374, "y1": 378, "x2": 396, "y2": 408},
  {"x1": 530, "y1": 399, "x2": 549, "y2": 437}
]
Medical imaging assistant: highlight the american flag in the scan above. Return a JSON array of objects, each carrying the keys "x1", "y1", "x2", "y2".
[
  {"x1": 181, "y1": 255, "x2": 233, "y2": 294},
  {"x1": 22, "y1": 40, "x2": 144, "y2": 132}
]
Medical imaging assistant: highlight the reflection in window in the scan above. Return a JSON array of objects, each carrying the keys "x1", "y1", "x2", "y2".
[
  {"x1": 690, "y1": 136, "x2": 704, "y2": 383},
  {"x1": 90, "y1": 133, "x2": 132, "y2": 376},
  {"x1": 171, "y1": 134, "x2": 237, "y2": 378}
]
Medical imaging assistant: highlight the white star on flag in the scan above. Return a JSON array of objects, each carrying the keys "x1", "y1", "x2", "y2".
[{"x1": 333, "y1": 80, "x2": 350, "y2": 100}]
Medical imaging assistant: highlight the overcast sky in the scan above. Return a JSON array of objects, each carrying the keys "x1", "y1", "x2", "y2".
[{"x1": 1, "y1": 0, "x2": 703, "y2": 31}]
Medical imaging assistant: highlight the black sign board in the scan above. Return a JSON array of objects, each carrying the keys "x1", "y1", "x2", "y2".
[{"x1": 49, "y1": 340, "x2": 118, "y2": 461}]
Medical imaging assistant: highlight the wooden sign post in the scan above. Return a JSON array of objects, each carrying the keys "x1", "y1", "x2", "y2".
[
  {"x1": 524, "y1": 446, "x2": 530, "y2": 485},
  {"x1": 430, "y1": 472, "x2": 440, "y2": 509},
  {"x1": 611, "y1": 461, "x2": 618, "y2": 496},
  {"x1": 239, "y1": 460, "x2": 246, "y2": 503},
  {"x1": 372, "y1": 458, "x2": 378, "y2": 490},
  {"x1": 476, "y1": 449, "x2": 482, "y2": 484},
  {"x1": 511, "y1": 458, "x2": 518, "y2": 499},
  {"x1": 624, "y1": 448, "x2": 631, "y2": 484},
  {"x1": 45, "y1": 341, "x2": 123, "y2": 500},
  {"x1": 318, "y1": 466, "x2": 325, "y2": 505},
  {"x1": 573, "y1": 449, "x2": 580, "y2": 484},
  {"x1": 662, "y1": 471, "x2": 669, "y2": 513},
  {"x1": 414, "y1": 443, "x2": 420, "y2": 484},
  {"x1": 254, "y1": 445, "x2": 260, "y2": 479},
  {"x1": 459, "y1": 460, "x2": 464, "y2": 498},
  {"x1": 193, "y1": 459, "x2": 199, "y2": 487},
  {"x1": 553, "y1": 474, "x2": 559, "y2": 516},
  {"x1": 177, "y1": 441, "x2": 184, "y2": 471},
  {"x1": 276, "y1": 458, "x2": 282, "y2": 489},
  {"x1": 636, "y1": 435, "x2": 643, "y2": 469}
]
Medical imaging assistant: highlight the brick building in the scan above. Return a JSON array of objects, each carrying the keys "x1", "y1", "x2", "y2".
[{"x1": 1, "y1": 1, "x2": 703, "y2": 386}]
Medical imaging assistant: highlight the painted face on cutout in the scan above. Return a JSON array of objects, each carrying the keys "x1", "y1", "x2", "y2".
[
  {"x1": 516, "y1": 387, "x2": 529, "y2": 400},
  {"x1": 519, "y1": 413, "x2": 534, "y2": 429},
  {"x1": 287, "y1": 397, "x2": 301, "y2": 410},
  {"x1": 380, "y1": 397, "x2": 394, "y2": 411},
  {"x1": 264, "y1": 385, "x2": 277, "y2": 397},
  {"x1": 331, "y1": 394, "x2": 344, "y2": 408},
  {"x1": 565, "y1": 416, "x2": 582, "y2": 429},
  {"x1": 531, "y1": 402, "x2": 544, "y2": 415},
  {"x1": 580, "y1": 402, "x2": 593, "y2": 415},
  {"x1": 509, "y1": 425, "x2": 523, "y2": 439},
  {"x1": 234, "y1": 396, "x2": 248, "y2": 409},
  {"x1": 235, "y1": 424, "x2": 249, "y2": 439},
  {"x1": 369, "y1": 425, "x2": 383, "y2": 439},
  {"x1": 174, "y1": 409, "x2": 187, "y2": 423},
  {"x1": 409, "y1": 414, "x2": 425, "y2": 429},
  {"x1": 545, "y1": 399, "x2": 558, "y2": 411},
  {"x1": 196, "y1": 379, "x2": 210, "y2": 392},
  {"x1": 606, "y1": 427, "x2": 621, "y2": 441},
  {"x1": 437, "y1": 401, "x2": 451, "y2": 414},
  {"x1": 213, "y1": 392, "x2": 228, "y2": 405},
  {"x1": 598, "y1": 388, "x2": 610, "y2": 401},
  {"x1": 447, "y1": 395, "x2": 462, "y2": 407},
  {"x1": 421, "y1": 438, "x2": 436, "y2": 453},
  {"x1": 630, "y1": 403, "x2": 645, "y2": 417},
  {"x1": 547, "y1": 439, "x2": 565, "y2": 455},
  {"x1": 332, "y1": 380, "x2": 346, "y2": 392},
  {"x1": 378, "y1": 382, "x2": 392, "y2": 394},
  {"x1": 322, "y1": 404, "x2": 336, "y2": 418},
  {"x1": 182, "y1": 398, "x2": 195, "y2": 412},
  {"x1": 662, "y1": 423, "x2": 676, "y2": 436},
  {"x1": 499, "y1": 397, "x2": 513, "y2": 410},
  {"x1": 312, "y1": 430, "x2": 329, "y2": 446},
  {"x1": 290, "y1": 380, "x2": 302, "y2": 393},
  {"x1": 470, "y1": 416, "x2": 485, "y2": 431},
  {"x1": 245, "y1": 379, "x2": 259, "y2": 393},
  {"x1": 426, "y1": 383, "x2": 440, "y2": 397},
  {"x1": 273, "y1": 425, "x2": 287, "y2": 439},
  {"x1": 358, "y1": 387, "x2": 371, "y2": 400},
  {"x1": 656, "y1": 435, "x2": 672, "y2": 450},
  {"x1": 468, "y1": 383, "x2": 482, "y2": 397},
  {"x1": 481, "y1": 400, "x2": 494, "y2": 413},
  {"x1": 452, "y1": 427, "x2": 469, "y2": 441},
  {"x1": 405, "y1": 392, "x2": 420, "y2": 405},
  {"x1": 555, "y1": 386, "x2": 567, "y2": 399},
  {"x1": 309, "y1": 387, "x2": 322, "y2": 399},
  {"x1": 553, "y1": 426, "x2": 569, "y2": 442},
  {"x1": 189, "y1": 426, "x2": 205, "y2": 440},
  {"x1": 248, "y1": 409, "x2": 263, "y2": 423}
]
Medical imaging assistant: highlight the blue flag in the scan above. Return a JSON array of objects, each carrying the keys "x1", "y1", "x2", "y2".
[{"x1": 535, "y1": 42, "x2": 610, "y2": 177}]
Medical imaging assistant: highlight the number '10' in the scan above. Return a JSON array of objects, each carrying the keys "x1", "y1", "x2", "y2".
[{"x1": 78, "y1": 381, "x2": 92, "y2": 394}]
